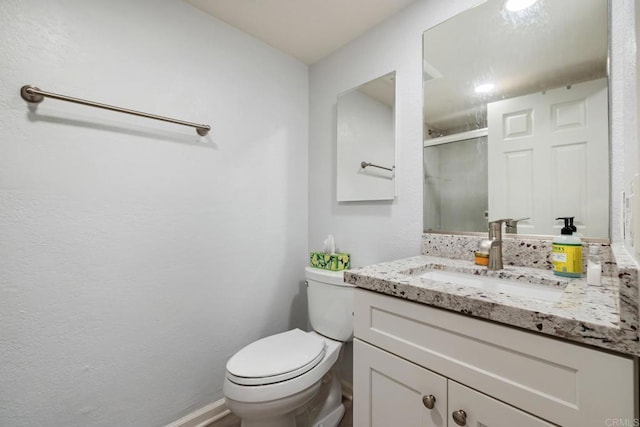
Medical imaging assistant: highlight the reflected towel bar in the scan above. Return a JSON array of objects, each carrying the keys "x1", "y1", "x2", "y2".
[
  {"x1": 20, "y1": 85, "x2": 210, "y2": 136},
  {"x1": 361, "y1": 161, "x2": 394, "y2": 172}
]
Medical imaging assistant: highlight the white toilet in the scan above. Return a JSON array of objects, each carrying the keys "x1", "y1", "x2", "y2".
[{"x1": 223, "y1": 267, "x2": 355, "y2": 427}]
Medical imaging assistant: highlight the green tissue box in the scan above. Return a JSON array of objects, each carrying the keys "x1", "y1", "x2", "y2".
[{"x1": 310, "y1": 252, "x2": 351, "y2": 271}]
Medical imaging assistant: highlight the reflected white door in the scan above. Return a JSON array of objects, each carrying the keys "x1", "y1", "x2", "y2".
[{"x1": 487, "y1": 78, "x2": 608, "y2": 237}]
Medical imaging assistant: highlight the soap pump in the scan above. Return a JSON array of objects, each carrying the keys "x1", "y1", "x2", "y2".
[{"x1": 552, "y1": 217, "x2": 583, "y2": 277}]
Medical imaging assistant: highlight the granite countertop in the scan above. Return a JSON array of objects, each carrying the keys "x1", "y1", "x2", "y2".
[{"x1": 345, "y1": 242, "x2": 640, "y2": 356}]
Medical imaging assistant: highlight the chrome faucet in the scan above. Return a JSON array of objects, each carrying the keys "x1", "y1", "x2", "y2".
[
  {"x1": 488, "y1": 219, "x2": 508, "y2": 270},
  {"x1": 505, "y1": 217, "x2": 530, "y2": 234}
]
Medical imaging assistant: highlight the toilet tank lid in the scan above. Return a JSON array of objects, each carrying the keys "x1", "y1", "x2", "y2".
[{"x1": 305, "y1": 267, "x2": 350, "y2": 286}]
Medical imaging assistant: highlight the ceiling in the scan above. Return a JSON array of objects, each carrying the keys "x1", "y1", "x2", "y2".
[{"x1": 184, "y1": 0, "x2": 417, "y2": 64}]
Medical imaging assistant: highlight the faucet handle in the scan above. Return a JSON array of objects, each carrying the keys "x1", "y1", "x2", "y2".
[
  {"x1": 506, "y1": 217, "x2": 529, "y2": 225},
  {"x1": 489, "y1": 218, "x2": 511, "y2": 224},
  {"x1": 505, "y1": 217, "x2": 530, "y2": 234},
  {"x1": 488, "y1": 219, "x2": 509, "y2": 239}
]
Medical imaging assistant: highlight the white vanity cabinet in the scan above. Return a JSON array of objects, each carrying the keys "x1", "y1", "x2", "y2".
[{"x1": 353, "y1": 289, "x2": 636, "y2": 427}]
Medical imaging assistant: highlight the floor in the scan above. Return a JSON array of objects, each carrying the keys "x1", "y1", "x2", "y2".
[{"x1": 207, "y1": 397, "x2": 353, "y2": 427}]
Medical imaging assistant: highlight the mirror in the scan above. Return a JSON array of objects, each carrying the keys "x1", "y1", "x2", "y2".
[
  {"x1": 337, "y1": 71, "x2": 396, "y2": 201},
  {"x1": 423, "y1": 0, "x2": 609, "y2": 238}
]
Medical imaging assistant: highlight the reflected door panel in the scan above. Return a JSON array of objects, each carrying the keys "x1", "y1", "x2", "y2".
[{"x1": 487, "y1": 78, "x2": 609, "y2": 236}]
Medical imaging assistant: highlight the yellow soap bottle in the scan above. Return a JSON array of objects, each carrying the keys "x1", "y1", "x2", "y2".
[{"x1": 552, "y1": 217, "x2": 582, "y2": 278}]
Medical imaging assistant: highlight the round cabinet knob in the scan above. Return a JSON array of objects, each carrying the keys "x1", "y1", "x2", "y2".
[
  {"x1": 452, "y1": 409, "x2": 467, "y2": 426},
  {"x1": 422, "y1": 394, "x2": 436, "y2": 409}
]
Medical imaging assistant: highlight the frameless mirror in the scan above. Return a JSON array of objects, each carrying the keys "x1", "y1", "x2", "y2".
[
  {"x1": 423, "y1": 0, "x2": 609, "y2": 238},
  {"x1": 337, "y1": 71, "x2": 396, "y2": 202}
]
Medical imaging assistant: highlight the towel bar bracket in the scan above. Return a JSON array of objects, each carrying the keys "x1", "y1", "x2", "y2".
[{"x1": 21, "y1": 85, "x2": 45, "y2": 104}]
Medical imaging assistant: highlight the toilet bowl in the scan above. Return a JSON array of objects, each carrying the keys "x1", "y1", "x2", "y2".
[{"x1": 223, "y1": 268, "x2": 354, "y2": 427}]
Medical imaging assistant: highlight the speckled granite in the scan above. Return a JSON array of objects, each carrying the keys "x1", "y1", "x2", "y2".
[
  {"x1": 611, "y1": 243, "x2": 640, "y2": 351},
  {"x1": 422, "y1": 233, "x2": 616, "y2": 275},
  {"x1": 346, "y1": 235, "x2": 640, "y2": 356}
]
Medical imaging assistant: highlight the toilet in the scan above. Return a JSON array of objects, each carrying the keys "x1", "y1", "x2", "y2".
[{"x1": 223, "y1": 267, "x2": 355, "y2": 427}]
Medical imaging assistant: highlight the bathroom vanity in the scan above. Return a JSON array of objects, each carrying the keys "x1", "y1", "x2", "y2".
[
  {"x1": 349, "y1": 0, "x2": 638, "y2": 423},
  {"x1": 346, "y1": 234, "x2": 639, "y2": 427}
]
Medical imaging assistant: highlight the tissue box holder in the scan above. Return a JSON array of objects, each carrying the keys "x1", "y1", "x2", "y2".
[{"x1": 310, "y1": 252, "x2": 351, "y2": 271}]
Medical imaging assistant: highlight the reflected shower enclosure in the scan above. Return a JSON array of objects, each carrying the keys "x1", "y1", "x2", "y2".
[{"x1": 424, "y1": 134, "x2": 488, "y2": 232}]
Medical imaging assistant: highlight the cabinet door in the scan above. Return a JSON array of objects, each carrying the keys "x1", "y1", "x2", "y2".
[
  {"x1": 354, "y1": 339, "x2": 447, "y2": 427},
  {"x1": 448, "y1": 381, "x2": 554, "y2": 427}
]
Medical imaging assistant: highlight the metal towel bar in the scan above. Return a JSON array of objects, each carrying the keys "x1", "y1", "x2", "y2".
[
  {"x1": 360, "y1": 161, "x2": 394, "y2": 172},
  {"x1": 20, "y1": 85, "x2": 210, "y2": 136}
]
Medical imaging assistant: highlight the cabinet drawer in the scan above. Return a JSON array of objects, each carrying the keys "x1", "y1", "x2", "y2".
[{"x1": 354, "y1": 289, "x2": 635, "y2": 426}]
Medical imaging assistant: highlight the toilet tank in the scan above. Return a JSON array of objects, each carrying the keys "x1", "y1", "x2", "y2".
[{"x1": 305, "y1": 267, "x2": 355, "y2": 342}]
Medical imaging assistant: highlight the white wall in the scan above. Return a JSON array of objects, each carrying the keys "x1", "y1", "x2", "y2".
[
  {"x1": 0, "y1": 0, "x2": 308, "y2": 426},
  {"x1": 311, "y1": 0, "x2": 638, "y2": 258},
  {"x1": 309, "y1": 0, "x2": 481, "y2": 386},
  {"x1": 2, "y1": 0, "x2": 637, "y2": 424},
  {"x1": 611, "y1": 0, "x2": 639, "y2": 244},
  {"x1": 309, "y1": 0, "x2": 480, "y2": 268}
]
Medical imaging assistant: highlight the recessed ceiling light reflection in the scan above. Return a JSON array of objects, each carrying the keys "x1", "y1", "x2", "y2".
[
  {"x1": 505, "y1": 0, "x2": 539, "y2": 12},
  {"x1": 474, "y1": 83, "x2": 495, "y2": 94}
]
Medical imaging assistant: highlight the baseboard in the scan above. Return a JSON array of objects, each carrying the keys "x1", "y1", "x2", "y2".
[
  {"x1": 165, "y1": 398, "x2": 230, "y2": 427},
  {"x1": 165, "y1": 382, "x2": 352, "y2": 427}
]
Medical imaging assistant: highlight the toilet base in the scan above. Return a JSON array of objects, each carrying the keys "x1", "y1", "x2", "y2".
[
  {"x1": 230, "y1": 369, "x2": 345, "y2": 427},
  {"x1": 294, "y1": 368, "x2": 345, "y2": 427},
  {"x1": 228, "y1": 382, "x2": 320, "y2": 427},
  {"x1": 311, "y1": 403, "x2": 344, "y2": 427}
]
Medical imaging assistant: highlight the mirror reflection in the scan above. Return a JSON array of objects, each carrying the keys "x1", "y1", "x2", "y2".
[
  {"x1": 423, "y1": 0, "x2": 608, "y2": 238},
  {"x1": 337, "y1": 71, "x2": 396, "y2": 202}
]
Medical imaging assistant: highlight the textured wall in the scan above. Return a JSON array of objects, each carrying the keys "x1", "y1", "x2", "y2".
[
  {"x1": 308, "y1": 0, "x2": 481, "y2": 387},
  {"x1": 310, "y1": 0, "x2": 637, "y2": 256},
  {"x1": 309, "y1": 0, "x2": 480, "y2": 269},
  {"x1": 0, "y1": 0, "x2": 308, "y2": 425},
  {"x1": 610, "y1": 0, "x2": 639, "y2": 243},
  {"x1": 1, "y1": 0, "x2": 637, "y2": 425}
]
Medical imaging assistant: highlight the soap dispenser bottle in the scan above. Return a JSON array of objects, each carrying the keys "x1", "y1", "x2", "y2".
[{"x1": 552, "y1": 217, "x2": 583, "y2": 277}]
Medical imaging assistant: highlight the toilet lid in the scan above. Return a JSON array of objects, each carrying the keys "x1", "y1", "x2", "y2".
[{"x1": 226, "y1": 329, "x2": 326, "y2": 386}]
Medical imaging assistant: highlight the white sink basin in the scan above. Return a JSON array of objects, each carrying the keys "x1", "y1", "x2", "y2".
[{"x1": 417, "y1": 270, "x2": 565, "y2": 303}]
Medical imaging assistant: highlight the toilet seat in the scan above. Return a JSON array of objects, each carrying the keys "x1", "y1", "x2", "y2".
[
  {"x1": 224, "y1": 331, "x2": 342, "y2": 404},
  {"x1": 226, "y1": 329, "x2": 326, "y2": 386}
]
